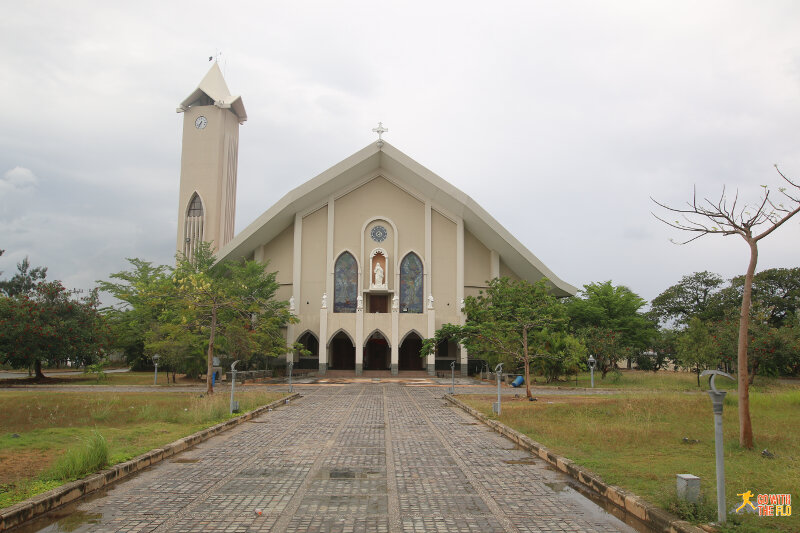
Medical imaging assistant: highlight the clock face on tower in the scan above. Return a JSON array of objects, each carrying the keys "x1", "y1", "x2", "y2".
[
  {"x1": 370, "y1": 225, "x2": 388, "y2": 242},
  {"x1": 195, "y1": 116, "x2": 208, "y2": 129}
]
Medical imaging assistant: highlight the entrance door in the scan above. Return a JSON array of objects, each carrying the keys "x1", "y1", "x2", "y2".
[
  {"x1": 330, "y1": 332, "x2": 355, "y2": 370},
  {"x1": 399, "y1": 332, "x2": 424, "y2": 371},
  {"x1": 364, "y1": 333, "x2": 390, "y2": 370}
]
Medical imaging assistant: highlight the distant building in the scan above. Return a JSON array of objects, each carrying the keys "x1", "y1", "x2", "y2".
[{"x1": 175, "y1": 63, "x2": 575, "y2": 376}]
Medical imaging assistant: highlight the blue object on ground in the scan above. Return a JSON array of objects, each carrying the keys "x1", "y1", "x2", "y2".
[
  {"x1": 511, "y1": 375, "x2": 524, "y2": 387},
  {"x1": 212, "y1": 371, "x2": 216, "y2": 387}
]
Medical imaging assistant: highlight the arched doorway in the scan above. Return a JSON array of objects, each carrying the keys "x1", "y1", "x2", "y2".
[
  {"x1": 364, "y1": 331, "x2": 390, "y2": 370},
  {"x1": 296, "y1": 331, "x2": 319, "y2": 369},
  {"x1": 399, "y1": 331, "x2": 424, "y2": 371},
  {"x1": 329, "y1": 331, "x2": 355, "y2": 370}
]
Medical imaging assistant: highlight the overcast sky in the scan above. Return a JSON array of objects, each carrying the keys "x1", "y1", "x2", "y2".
[{"x1": 1, "y1": 1, "x2": 799, "y2": 306}]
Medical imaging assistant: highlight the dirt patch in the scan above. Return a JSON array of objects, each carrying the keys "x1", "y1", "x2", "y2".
[{"x1": 0, "y1": 449, "x2": 56, "y2": 485}]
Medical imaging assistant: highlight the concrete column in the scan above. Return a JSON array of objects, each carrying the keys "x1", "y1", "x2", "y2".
[
  {"x1": 427, "y1": 308, "x2": 436, "y2": 375},
  {"x1": 456, "y1": 217, "x2": 467, "y2": 375},
  {"x1": 355, "y1": 307, "x2": 364, "y2": 375},
  {"x1": 490, "y1": 249, "x2": 500, "y2": 280},
  {"x1": 391, "y1": 306, "x2": 399, "y2": 375},
  {"x1": 291, "y1": 214, "x2": 302, "y2": 367},
  {"x1": 326, "y1": 197, "x2": 334, "y2": 299},
  {"x1": 319, "y1": 306, "x2": 328, "y2": 374}
]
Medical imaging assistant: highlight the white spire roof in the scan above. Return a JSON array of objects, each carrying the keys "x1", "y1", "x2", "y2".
[{"x1": 177, "y1": 62, "x2": 247, "y2": 123}]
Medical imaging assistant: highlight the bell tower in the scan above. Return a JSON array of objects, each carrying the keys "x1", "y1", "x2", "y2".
[{"x1": 175, "y1": 62, "x2": 247, "y2": 258}]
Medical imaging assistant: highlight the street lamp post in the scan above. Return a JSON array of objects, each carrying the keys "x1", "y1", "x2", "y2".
[
  {"x1": 287, "y1": 360, "x2": 294, "y2": 393},
  {"x1": 701, "y1": 370, "x2": 735, "y2": 524},
  {"x1": 587, "y1": 355, "x2": 596, "y2": 388},
  {"x1": 152, "y1": 354, "x2": 160, "y2": 385},
  {"x1": 450, "y1": 361, "x2": 456, "y2": 394},
  {"x1": 229, "y1": 360, "x2": 240, "y2": 414},
  {"x1": 493, "y1": 363, "x2": 503, "y2": 415}
]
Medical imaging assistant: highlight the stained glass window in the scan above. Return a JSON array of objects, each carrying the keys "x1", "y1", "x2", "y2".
[
  {"x1": 400, "y1": 253, "x2": 423, "y2": 313},
  {"x1": 334, "y1": 252, "x2": 358, "y2": 313}
]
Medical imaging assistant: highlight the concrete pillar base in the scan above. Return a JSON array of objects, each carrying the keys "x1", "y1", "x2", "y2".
[
  {"x1": 318, "y1": 362, "x2": 327, "y2": 375},
  {"x1": 391, "y1": 364, "x2": 398, "y2": 376},
  {"x1": 459, "y1": 363, "x2": 467, "y2": 377},
  {"x1": 427, "y1": 364, "x2": 435, "y2": 376},
  {"x1": 355, "y1": 363, "x2": 363, "y2": 376}
]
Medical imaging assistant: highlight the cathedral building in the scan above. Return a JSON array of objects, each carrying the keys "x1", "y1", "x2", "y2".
[{"x1": 176, "y1": 64, "x2": 576, "y2": 376}]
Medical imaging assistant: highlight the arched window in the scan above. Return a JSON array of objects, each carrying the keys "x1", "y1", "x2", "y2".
[
  {"x1": 187, "y1": 193, "x2": 204, "y2": 216},
  {"x1": 334, "y1": 252, "x2": 358, "y2": 313},
  {"x1": 183, "y1": 192, "x2": 204, "y2": 259},
  {"x1": 400, "y1": 253, "x2": 423, "y2": 313}
]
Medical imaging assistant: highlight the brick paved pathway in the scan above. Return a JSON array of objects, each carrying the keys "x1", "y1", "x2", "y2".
[{"x1": 28, "y1": 384, "x2": 643, "y2": 532}]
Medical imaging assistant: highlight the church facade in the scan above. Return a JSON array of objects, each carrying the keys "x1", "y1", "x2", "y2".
[{"x1": 176, "y1": 64, "x2": 576, "y2": 376}]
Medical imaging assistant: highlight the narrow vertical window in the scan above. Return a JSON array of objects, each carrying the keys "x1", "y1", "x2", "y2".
[
  {"x1": 400, "y1": 253, "x2": 423, "y2": 313},
  {"x1": 334, "y1": 252, "x2": 358, "y2": 313},
  {"x1": 184, "y1": 192, "x2": 204, "y2": 259}
]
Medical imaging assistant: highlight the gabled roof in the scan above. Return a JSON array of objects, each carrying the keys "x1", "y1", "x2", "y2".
[
  {"x1": 176, "y1": 62, "x2": 247, "y2": 123},
  {"x1": 219, "y1": 142, "x2": 576, "y2": 296}
]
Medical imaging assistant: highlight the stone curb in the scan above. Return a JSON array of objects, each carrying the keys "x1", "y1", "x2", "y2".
[
  {"x1": 444, "y1": 394, "x2": 705, "y2": 533},
  {"x1": 0, "y1": 392, "x2": 301, "y2": 532}
]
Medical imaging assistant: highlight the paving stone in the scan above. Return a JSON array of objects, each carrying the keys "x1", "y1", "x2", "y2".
[{"x1": 40, "y1": 383, "x2": 641, "y2": 532}]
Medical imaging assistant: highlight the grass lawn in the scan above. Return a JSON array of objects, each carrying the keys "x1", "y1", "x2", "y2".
[
  {"x1": 460, "y1": 387, "x2": 800, "y2": 533},
  {"x1": 0, "y1": 388, "x2": 287, "y2": 508},
  {"x1": 488, "y1": 368, "x2": 795, "y2": 393},
  {"x1": 0, "y1": 370, "x2": 205, "y2": 386}
]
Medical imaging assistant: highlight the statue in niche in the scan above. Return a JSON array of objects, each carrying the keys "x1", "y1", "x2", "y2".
[
  {"x1": 374, "y1": 262, "x2": 384, "y2": 287},
  {"x1": 289, "y1": 296, "x2": 295, "y2": 312},
  {"x1": 428, "y1": 294, "x2": 435, "y2": 309},
  {"x1": 392, "y1": 295, "x2": 399, "y2": 311}
]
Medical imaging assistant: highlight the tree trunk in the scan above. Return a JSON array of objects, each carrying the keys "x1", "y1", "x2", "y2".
[
  {"x1": 696, "y1": 365, "x2": 700, "y2": 387},
  {"x1": 523, "y1": 327, "x2": 532, "y2": 399},
  {"x1": 206, "y1": 306, "x2": 218, "y2": 395},
  {"x1": 34, "y1": 359, "x2": 45, "y2": 379},
  {"x1": 737, "y1": 239, "x2": 757, "y2": 449}
]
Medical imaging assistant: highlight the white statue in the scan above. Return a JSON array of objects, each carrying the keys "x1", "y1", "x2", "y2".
[
  {"x1": 321, "y1": 293, "x2": 328, "y2": 309},
  {"x1": 392, "y1": 295, "x2": 399, "y2": 311},
  {"x1": 459, "y1": 298, "x2": 464, "y2": 311},
  {"x1": 374, "y1": 262, "x2": 384, "y2": 286},
  {"x1": 289, "y1": 296, "x2": 295, "y2": 312},
  {"x1": 357, "y1": 295, "x2": 364, "y2": 310},
  {"x1": 428, "y1": 294, "x2": 434, "y2": 309}
]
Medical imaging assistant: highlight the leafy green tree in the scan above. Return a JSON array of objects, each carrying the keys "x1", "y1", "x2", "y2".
[
  {"x1": 649, "y1": 271, "x2": 726, "y2": 326},
  {"x1": 98, "y1": 259, "x2": 171, "y2": 369},
  {"x1": 0, "y1": 257, "x2": 48, "y2": 297},
  {"x1": 423, "y1": 277, "x2": 571, "y2": 399},
  {"x1": 0, "y1": 281, "x2": 109, "y2": 378},
  {"x1": 567, "y1": 281, "x2": 656, "y2": 371},
  {"x1": 722, "y1": 267, "x2": 800, "y2": 327},
  {"x1": 575, "y1": 326, "x2": 630, "y2": 378},
  {"x1": 529, "y1": 330, "x2": 587, "y2": 383},
  {"x1": 171, "y1": 243, "x2": 295, "y2": 394},
  {"x1": 676, "y1": 317, "x2": 720, "y2": 386}
]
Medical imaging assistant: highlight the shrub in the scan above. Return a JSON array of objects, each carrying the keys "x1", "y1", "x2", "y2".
[{"x1": 45, "y1": 431, "x2": 109, "y2": 481}]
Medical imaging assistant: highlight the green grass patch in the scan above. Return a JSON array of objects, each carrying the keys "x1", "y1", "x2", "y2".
[
  {"x1": 460, "y1": 387, "x2": 800, "y2": 532},
  {"x1": 46, "y1": 431, "x2": 109, "y2": 481},
  {"x1": 0, "y1": 388, "x2": 287, "y2": 508},
  {"x1": 491, "y1": 368, "x2": 795, "y2": 393}
]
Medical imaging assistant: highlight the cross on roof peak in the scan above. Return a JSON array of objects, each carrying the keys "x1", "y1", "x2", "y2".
[{"x1": 372, "y1": 122, "x2": 388, "y2": 147}]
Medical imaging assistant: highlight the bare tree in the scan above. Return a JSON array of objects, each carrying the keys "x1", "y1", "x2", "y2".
[{"x1": 652, "y1": 166, "x2": 800, "y2": 449}]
